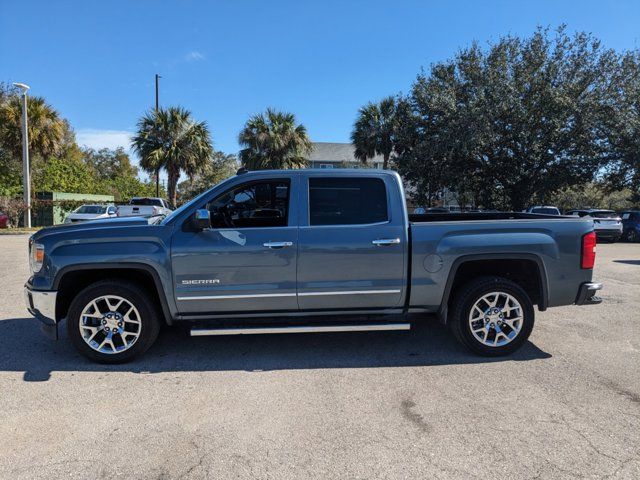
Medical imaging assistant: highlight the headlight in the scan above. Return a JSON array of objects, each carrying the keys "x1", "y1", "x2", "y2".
[{"x1": 30, "y1": 243, "x2": 45, "y2": 272}]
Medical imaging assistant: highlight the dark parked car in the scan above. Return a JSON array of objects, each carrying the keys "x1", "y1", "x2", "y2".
[
  {"x1": 620, "y1": 211, "x2": 640, "y2": 242},
  {"x1": 0, "y1": 211, "x2": 8, "y2": 229},
  {"x1": 565, "y1": 209, "x2": 623, "y2": 242}
]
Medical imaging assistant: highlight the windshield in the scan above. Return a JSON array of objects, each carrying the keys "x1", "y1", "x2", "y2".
[
  {"x1": 161, "y1": 177, "x2": 236, "y2": 225},
  {"x1": 131, "y1": 198, "x2": 163, "y2": 206},
  {"x1": 531, "y1": 207, "x2": 559, "y2": 215},
  {"x1": 75, "y1": 205, "x2": 107, "y2": 214}
]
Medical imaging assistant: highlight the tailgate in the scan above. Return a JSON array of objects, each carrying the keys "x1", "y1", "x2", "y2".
[
  {"x1": 118, "y1": 206, "x2": 153, "y2": 216},
  {"x1": 594, "y1": 218, "x2": 620, "y2": 230}
]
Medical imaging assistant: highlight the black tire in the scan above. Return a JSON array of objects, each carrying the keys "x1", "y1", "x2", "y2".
[
  {"x1": 449, "y1": 276, "x2": 535, "y2": 356},
  {"x1": 66, "y1": 280, "x2": 161, "y2": 363},
  {"x1": 626, "y1": 230, "x2": 638, "y2": 243}
]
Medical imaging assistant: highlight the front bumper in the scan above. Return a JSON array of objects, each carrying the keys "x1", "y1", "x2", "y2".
[
  {"x1": 24, "y1": 284, "x2": 59, "y2": 339},
  {"x1": 575, "y1": 282, "x2": 603, "y2": 305}
]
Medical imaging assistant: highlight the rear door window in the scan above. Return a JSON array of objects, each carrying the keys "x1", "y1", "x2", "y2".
[{"x1": 309, "y1": 177, "x2": 388, "y2": 226}]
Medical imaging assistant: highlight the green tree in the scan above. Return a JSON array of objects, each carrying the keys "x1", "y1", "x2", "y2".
[
  {"x1": 0, "y1": 91, "x2": 68, "y2": 200},
  {"x1": 131, "y1": 107, "x2": 213, "y2": 207},
  {"x1": 394, "y1": 27, "x2": 618, "y2": 210},
  {"x1": 602, "y1": 51, "x2": 640, "y2": 203},
  {"x1": 551, "y1": 183, "x2": 633, "y2": 212},
  {"x1": 0, "y1": 82, "x2": 18, "y2": 104},
  {"x1": 351, "y1": 96, "x2": 399, "y2": 170},
  {"x1": 238, "y1": 108, "x2": 311, "y2": 170},
  {"x1": 83, "y1": 147, "x2": 138, "y2": 179},
  {"x1": 0, "y1": 95, "x2": 66, "y2": 162},
  {"x1": 32, "y1": 155, "x2": 99, "y2": 194},
  {"x1": 178, "y1": 151, "x2": 237, "y2": 203},
  {"x1": 0, "y1": 149, "x2": 22, "y2": 196},
  {"x1": 109, "y1": 175, "x2": 163, "y2": 203}
]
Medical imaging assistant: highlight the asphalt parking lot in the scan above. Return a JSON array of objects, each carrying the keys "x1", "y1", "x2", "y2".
[{"x1": 0, "y1": 234, "x2": 638, "y2": 479}]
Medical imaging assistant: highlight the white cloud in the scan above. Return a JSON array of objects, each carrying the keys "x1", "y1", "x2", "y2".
[
  {"x1": 75, "y1": 129, "x2": 173, "y2": 183},
  {"x1": 184, "y1": 51, "x2": 205, "y2": 62},
  {"x1": 76, "y1": 129, "x2": 133, "y2": 151}
]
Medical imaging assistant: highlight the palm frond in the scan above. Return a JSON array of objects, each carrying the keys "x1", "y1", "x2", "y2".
[
  {"x1": 238, "y1": 109, "x2": 311, "y2": 170},
  {"x1": 131, "y1": 106, "x2": 213, "y2": 206}
]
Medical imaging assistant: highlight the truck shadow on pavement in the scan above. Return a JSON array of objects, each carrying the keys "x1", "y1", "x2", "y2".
[{"x1": 0, "y1": 318, "x2": 551, "y2": 382}]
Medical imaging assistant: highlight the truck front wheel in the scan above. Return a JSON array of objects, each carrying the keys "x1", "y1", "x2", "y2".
[
  {"x1": 66, "y1": 280, "x2": 161, "y2": 363},
  {"x1": 449, "y1": 276, "x2": 534, "y2": 356}
]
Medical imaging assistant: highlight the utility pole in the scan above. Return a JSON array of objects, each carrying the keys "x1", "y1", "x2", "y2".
[
  {"x1": 13, "y1": 82, "x2": 31, "y2": 228},
  {"x1": 155, "y1": 74, "x2": 161, "y2": 197}
]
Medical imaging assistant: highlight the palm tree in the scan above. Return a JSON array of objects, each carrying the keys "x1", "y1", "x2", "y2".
[
  {"x1": 238, "y1": 108, "x2": 312, "y2": 169},
  {"x1": 131, "y1": 107, "x2": 213, "y2": 207},
  {"x1": 0, "y1": 95, "x2": 66, "y2": 161},
  {"x1": 351, "y1": 96, "x2": 399, "y2": 170}
]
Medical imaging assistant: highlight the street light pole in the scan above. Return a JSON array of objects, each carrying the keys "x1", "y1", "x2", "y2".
[
  {"x1": 13, "y1": 82, "x2": 31, "y2": 228},
  {"x1": 155, "y1": 74, "x2": 161, "y2": 197}
]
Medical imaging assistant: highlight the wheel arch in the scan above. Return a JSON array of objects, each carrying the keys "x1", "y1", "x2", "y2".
[
  {"x1": 438, "y1": 253, "x2": 549, "y2": 323},
  {"x1": 54, "y1": 263, "x2": 173, "y2": 325}
]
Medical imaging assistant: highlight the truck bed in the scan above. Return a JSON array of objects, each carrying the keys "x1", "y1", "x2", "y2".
[
  {"x1": 408, "y1": 212, "x2": 567, "y2": 223},
  {"x1": 407, "y1": 213, "x2": 594, "y2": 311}
]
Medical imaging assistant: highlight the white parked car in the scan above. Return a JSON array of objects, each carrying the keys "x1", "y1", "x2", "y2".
[
  {"x1": 64, "y1": 204, "x2": 117, "y2": 224},
  {"x1": 565, "y1": 209, "x2": 623, "y2": 242},
  {"x1": 116, "y1": 197, "x2": 172, "y2": 218}
]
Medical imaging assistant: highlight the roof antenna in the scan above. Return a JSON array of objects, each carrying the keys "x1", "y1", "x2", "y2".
[{"x1": 236, "y1": 167, "x2": 249, "y2": 175}]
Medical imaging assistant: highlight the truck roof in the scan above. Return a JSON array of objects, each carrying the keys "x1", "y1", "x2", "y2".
[{"x1": 235, "y1": 168, "x2": 399, "y2": 177}]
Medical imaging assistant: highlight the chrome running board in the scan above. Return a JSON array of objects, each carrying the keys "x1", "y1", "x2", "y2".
[{"x1": 190, "y1": 323, "x2": 411, "y2": 336}]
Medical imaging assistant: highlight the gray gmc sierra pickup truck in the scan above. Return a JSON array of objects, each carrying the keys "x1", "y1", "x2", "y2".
[{"x1": 25, "y1": 169, "x2": 602, "y2": 363}]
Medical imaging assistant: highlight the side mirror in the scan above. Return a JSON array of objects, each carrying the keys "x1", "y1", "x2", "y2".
[{"x1": 192, "y1": 209, "x2": 211, "y2": 230}]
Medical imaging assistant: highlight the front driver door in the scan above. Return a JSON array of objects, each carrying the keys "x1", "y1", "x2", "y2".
[{"x1": 171, "y1": 177, "x2": 299, "y2": 315}]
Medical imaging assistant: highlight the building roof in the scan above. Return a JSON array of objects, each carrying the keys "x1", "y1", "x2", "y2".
[{"x1": 308, "y1": 142, "x2": 385, "y2": 163}]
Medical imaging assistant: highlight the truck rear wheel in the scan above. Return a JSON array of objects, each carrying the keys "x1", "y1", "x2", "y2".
[
  {"x1": 449, "y1": 276, "x2": 534, "y2": 356},
  {"x1": 66, "y1": 280, "x2": 161, "y2": 363}
]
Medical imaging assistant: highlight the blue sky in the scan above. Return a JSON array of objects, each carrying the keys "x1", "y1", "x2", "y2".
[{"x1": 2, "y1": 0, "x2": 640, "y2": 163}]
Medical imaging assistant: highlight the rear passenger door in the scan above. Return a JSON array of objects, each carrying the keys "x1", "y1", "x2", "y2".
[{"x1": 296, "y1": 175, "x2": 407, "y2": 310}]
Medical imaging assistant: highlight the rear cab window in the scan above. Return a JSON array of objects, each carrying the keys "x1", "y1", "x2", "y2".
[
  {"x1": 308, "y1": 177, "x2": 388, "y2": 226},
  {"x1": 131, "y1": 198, "x2": 163, "y2": 207}
]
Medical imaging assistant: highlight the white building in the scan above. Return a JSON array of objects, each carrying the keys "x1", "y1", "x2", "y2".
[{"x1": 307, "y1": 142, "x2": 385, "y2": 169}]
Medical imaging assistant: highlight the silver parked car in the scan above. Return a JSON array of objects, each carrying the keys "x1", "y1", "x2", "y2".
[
  {"x1": 565, "y1": 209, "x2": 623, "y2": 242},
  {"x1": 64, "y1": 204, "x2": 117, "y2": 223}
]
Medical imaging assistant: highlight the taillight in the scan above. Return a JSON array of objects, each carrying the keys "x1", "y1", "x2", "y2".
[{"x1": 581, "y1": 231, "x2": 596, "y2": 269}]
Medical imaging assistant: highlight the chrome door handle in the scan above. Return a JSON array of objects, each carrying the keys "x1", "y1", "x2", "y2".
[
  {"x1": 372, "y1": 238, "x2": 401, "y2": 246},
  {"x1": 263, "y1": 241, "x2": 293, "y2": 249}
]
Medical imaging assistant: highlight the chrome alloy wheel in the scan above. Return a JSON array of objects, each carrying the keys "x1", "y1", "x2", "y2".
[
  {"x1": 468, "y1": 291, "x2": 523, "y2": 347},
  {"x1": 79, "y1": 295, "x2": 142, "y2": 354}
]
